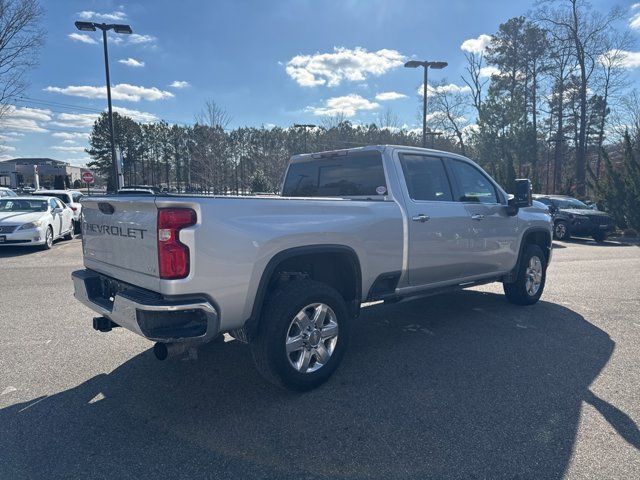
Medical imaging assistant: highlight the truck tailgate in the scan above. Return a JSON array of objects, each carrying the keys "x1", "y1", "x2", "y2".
[{"x1": 81, "y1": 196, "x2": 160, "y2": 290}]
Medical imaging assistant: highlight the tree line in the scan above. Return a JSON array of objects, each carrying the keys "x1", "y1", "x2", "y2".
[{"x1": 86, "y1": 0, "x2": 640, "y2": 231}]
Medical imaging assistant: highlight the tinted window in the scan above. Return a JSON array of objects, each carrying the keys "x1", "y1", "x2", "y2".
[
  {"x1": 536, "y1": 198, "x2": 552, "y2": 206},
  {"x1": 48, "y1": 198, "x2": 57, "y2": 210},
  {"x1": 282, "y1": 153, "x2": 386, "y2": 197},
  {"x1": 449, "y1": 160, "x2": 498, "y2": 204},
  {"x1": 400, "y1": 154, "x2": 453, "y2": 202},
  {"x1": 72, "y1": 193, "x2": 82, "y2": 202}
]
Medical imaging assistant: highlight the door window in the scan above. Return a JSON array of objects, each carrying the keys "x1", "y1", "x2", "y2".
[
  {"x1": 399, "y1": 154, "x2": 453, "y2": 202},
  {"x1": 48, "y1": 198, "x2": 58, "y2": 210},
  {"x1": 448, "y1": 160, "x2": 498, "y2": 204}
]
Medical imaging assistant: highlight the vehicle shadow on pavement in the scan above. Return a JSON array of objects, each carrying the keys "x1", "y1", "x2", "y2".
[
  {"x1": 0, "y1": 291, "x2": 632, "y2": 479},
  {"x1": 0, "y1": 246, "x2": 42, "y2": 258}
]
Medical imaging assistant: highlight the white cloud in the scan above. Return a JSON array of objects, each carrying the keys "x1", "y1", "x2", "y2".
[
  {"x1": 78, "y1": 10, "x2": 127, "y2": 21},
  {"x1": 418, "y1": 83, "x2": 472, "y2": 97},
  {"x1": 50, "y1": 112, "x2": 99, "y2": 129},
  {"x1": 375, "y1": 91, "x2": 407, "y2": 101},
  {"x1": 112, "y1": 106, "x2": 159, "y2": 123},
  {"x1": 286, "y1": 47, "x2": 405, "y2": 87},
  {"x1": 599, "y1": 49, "x2": 640, "y2": 69},
  {"x1": 52, "y1": 132, "x2": 88, "y2": 140},
  {"x1": 460, "y1": 34, "x2": 492, "y2": 54},
  {"x1": 129, "y1": 34, "x2": 156, "y2": 44},
  {"x1": 479, "y1": 66, "x2": 501, "y2": 78},
  {"x1": 306, "y1": 94, "x2": 379, "y2": 117},
  {"x1": 3, "y1": 106, "x2": 52, "y2": 122},
  {"x1": 169, "y1": 80, "x2": 190, "y2": 89},
  {"x1": 631, "y1": 4, "x2": 640, "y2": 30},
  {"x1": 0, "y1": 145, "x2": 16, "y2": 152},
  {"x1": 68, "y1": 33, "x2": 98, "y2": 45},
  {"x1": 118, "y1": 57, "x2": 145, "y2": 67},
  {"x1": 44, "y1": 83, "x2": 174, "y2": 102},
  {"x1": 53, "y1": 145, "x2": 87, "y2": 153},
  {"x1": 0, "y1": 106, "x2": 51, "y2": 132}
]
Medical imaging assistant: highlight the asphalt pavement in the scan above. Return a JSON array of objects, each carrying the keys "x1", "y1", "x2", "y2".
[{"x1": 0, "y1": 237, "x2": 639, "y2": 479}]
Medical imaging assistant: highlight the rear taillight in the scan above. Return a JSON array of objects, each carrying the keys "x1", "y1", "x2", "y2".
[
  {"x1": 70, "y1": 206, "x2": 77, "y2": 211},
  {"x1": 157, "y1": 208, "x2": 196, "y2": 279}
]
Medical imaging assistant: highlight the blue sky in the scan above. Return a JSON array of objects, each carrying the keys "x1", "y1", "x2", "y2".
[{"x1": 1, "y1": 0, "x2": 638, "y2": 166}]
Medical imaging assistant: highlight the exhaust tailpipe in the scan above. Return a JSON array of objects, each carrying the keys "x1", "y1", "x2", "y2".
[{"x1": 153, "y1": 342, "x2": 191, "y2": 361}]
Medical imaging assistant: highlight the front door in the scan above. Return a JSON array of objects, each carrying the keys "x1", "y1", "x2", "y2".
[
  {"x1": 446, "y1": 158, "x2": 519, "y2": 276},
  {"x1": 398, "y1": 153, "x2": 472, "y2": 286}
]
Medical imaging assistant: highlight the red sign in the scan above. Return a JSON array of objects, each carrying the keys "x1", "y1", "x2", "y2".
[{"x1": 82, "y1": 171, "x2": 95, "y2": 184}]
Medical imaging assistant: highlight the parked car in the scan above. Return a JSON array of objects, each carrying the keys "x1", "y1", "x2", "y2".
[
  {"x1": 73, "y1": 146, "x2": 552, "y2": 390},
  {"x1": 533, "y1": 194, "x2": 615, "y2": 242},
  {"x1": 32, "y1": 190, "x2": 84, "y2": 234},
  {"x1": 0, "y1": 196, "x2": 74, "y2": 249},
  {"x1": 0, "y1": 187, "x2": 17, "y2": 197}
]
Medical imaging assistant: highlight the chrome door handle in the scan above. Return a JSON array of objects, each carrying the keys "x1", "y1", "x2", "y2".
[
  {"x1": 412, "y1": 214, "x2": 430, "y2": 223},
  {"x1": 471, "y1": 214, "x2": 485, "y2": 221}
]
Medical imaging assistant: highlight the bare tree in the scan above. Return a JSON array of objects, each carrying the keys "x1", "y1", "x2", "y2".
[
  {"x1": 426, "y1": 80, "x2": 470, "y2": 155},
  {"x1": 536, "y1": 0, "x2": 623, "y2": 196},
  {"x1": 195, "y1": 99, "x2": 232, "y2": 129},
  {"x1": 462, "y1": 52, "x2": 489, "y2": 118},
  {"x1": 0, "y1": 0, "x2": 44, "y2": 120},
  {"x1": 592, "y1": 31, "x2": 632, "y2": 177}
]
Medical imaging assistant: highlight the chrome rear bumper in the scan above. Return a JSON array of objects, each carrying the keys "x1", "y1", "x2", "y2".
[{"x1": 72, "y1": 269, "x2": 219, "y2": 343}]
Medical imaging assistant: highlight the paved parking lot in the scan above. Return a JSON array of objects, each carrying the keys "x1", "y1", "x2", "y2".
[{"x1": 0, "y1": 237, "x2": 639, "y2": 479}]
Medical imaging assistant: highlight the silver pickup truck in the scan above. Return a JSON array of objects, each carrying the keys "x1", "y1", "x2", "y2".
[{"x1": 73, "y1": 145, "x2": 552, "y2": 390}]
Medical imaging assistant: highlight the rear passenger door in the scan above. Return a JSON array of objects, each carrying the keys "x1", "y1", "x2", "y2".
[
  {"x1": 398, "y1": 153, "x2": 471, "y2": 286},
  {"x1": 445, "y1": 158, "x2": 518, "y2": 276}
]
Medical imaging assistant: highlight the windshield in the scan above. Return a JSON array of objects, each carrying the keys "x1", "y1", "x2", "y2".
[
  {"x1": 0, "y1": 199, "x2": 48, "y2": 212},
  {"x1": 554, "y1": 198, "x2": 590, "y2": 210}
]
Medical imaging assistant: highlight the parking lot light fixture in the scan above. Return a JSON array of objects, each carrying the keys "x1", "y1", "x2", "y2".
[
  {"x1": 404, "y1": 60, "x2": 448, "y2": 148},
  {"x1": 74, "y1": 21, "x2": 133, "y2": 192}
]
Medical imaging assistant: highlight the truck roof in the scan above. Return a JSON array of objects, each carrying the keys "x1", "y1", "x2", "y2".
[{"x1": 289, "y1": 145, "x2": 471, "y2": 163}]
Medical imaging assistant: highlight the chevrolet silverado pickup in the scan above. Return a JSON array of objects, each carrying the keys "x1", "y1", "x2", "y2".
[{"x1": 73, "y1": 146, "x2": 553, "y2": 390}]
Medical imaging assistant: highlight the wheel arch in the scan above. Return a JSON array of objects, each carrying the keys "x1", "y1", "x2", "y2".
[
  {"x1": 505, "y1": 227, "x2": 552, "y2": 283},
  {"x1": 243, "y1": 244, "x2": 362, "y2": 342}
]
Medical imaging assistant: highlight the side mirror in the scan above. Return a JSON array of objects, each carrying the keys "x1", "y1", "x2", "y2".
[{"x1": 509, "y1": 179, "x2": 532, "y2": 208}]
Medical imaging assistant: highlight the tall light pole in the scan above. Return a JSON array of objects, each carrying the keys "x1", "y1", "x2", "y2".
[
  {"x1": 75, "y1": 21, "x2": 132, "y2": 192},
  {"x1": 404, "y1": 60, "x2": 447, "y2": 148}
]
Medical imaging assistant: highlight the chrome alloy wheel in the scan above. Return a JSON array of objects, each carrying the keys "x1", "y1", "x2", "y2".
[
  {"x1": 286, "y1": 303, "x2": 339, "y2": 374},
  {"x1": 525, "y1": 256, "x2": 543, "y2": 296},
  {"x1": 555, "y1": 222, "x2": 566, "y2": 239},
  {"x1": 45, "y1": 227, "x2": 53, "y2": 248}
]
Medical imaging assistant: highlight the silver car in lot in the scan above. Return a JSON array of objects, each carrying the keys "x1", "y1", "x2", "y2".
[{"x1": 0, "y1": 196, "x2": 74, "y2": 249}]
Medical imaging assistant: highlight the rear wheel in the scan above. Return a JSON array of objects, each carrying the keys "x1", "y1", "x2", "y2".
[
  {"x1": 250, "y1": 279, "x2": 351, "y2": 391},
  {"x1": 73, "y1": 220, "x2": 81, "y2": 235},
  {"x1": 553, "y1": 221, "x2": 570, "y2": 240},
  {"x1": 504, "y1": 244, "x2": 546, "y2": 305},
  {"x1": 63, "y1": 229, "x2": 73, "y2": 241}
]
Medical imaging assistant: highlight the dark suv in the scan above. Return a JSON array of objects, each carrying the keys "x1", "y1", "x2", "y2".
[{"x1": 533, "y1": 195, "x2": 615, "y2": 242}]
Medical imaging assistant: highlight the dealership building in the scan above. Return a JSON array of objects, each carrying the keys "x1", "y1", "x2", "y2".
[{"x1": 0, "y1": 158, "x2": 89, "y2": 189}]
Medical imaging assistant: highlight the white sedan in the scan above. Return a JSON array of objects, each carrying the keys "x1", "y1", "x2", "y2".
[{"x1": 0, "y1": 197, "x2": 74, "y2": 249}]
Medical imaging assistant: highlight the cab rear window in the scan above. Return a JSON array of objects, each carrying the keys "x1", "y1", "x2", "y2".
[{"x1": 282, "y1": 152, "x2": 386, "y2": 197}]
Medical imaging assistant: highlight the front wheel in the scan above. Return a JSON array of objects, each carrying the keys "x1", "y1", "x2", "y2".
[
  {"x1": 553, "y1": 221, "x2": 570, "y2": 241},
  {"x1": 40, "y1": 226, "x2": 53, "y2": 250},
  {"x1": 250, "y1": 279, "x2": 351, "y2": 391},
  {"x1": 504, "y1": 244, "x2": 547, "y2": 305}
]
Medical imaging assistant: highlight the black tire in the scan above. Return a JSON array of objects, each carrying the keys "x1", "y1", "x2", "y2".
[
  {"x1": 41, "y1": 226, "x2": 53, "y2": 250},
  {"x1": 592, "y1": 231, "x2": 607, "y2": 242},
  {"x1": 73, "y1": 220, "x2": 81, "y2": 235},
  {"x1": 63, "y1": 228, "x2": 73, "y2": 240},
  {"x1": 503, "y1": 244, "x2": 547, "y2": 305},
  {"x1": 250, "y1": 279, "x2": 351, "y2": 391},
  {"x1": 553, "y1": 220, "x2": 570, "y2": 240}
]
